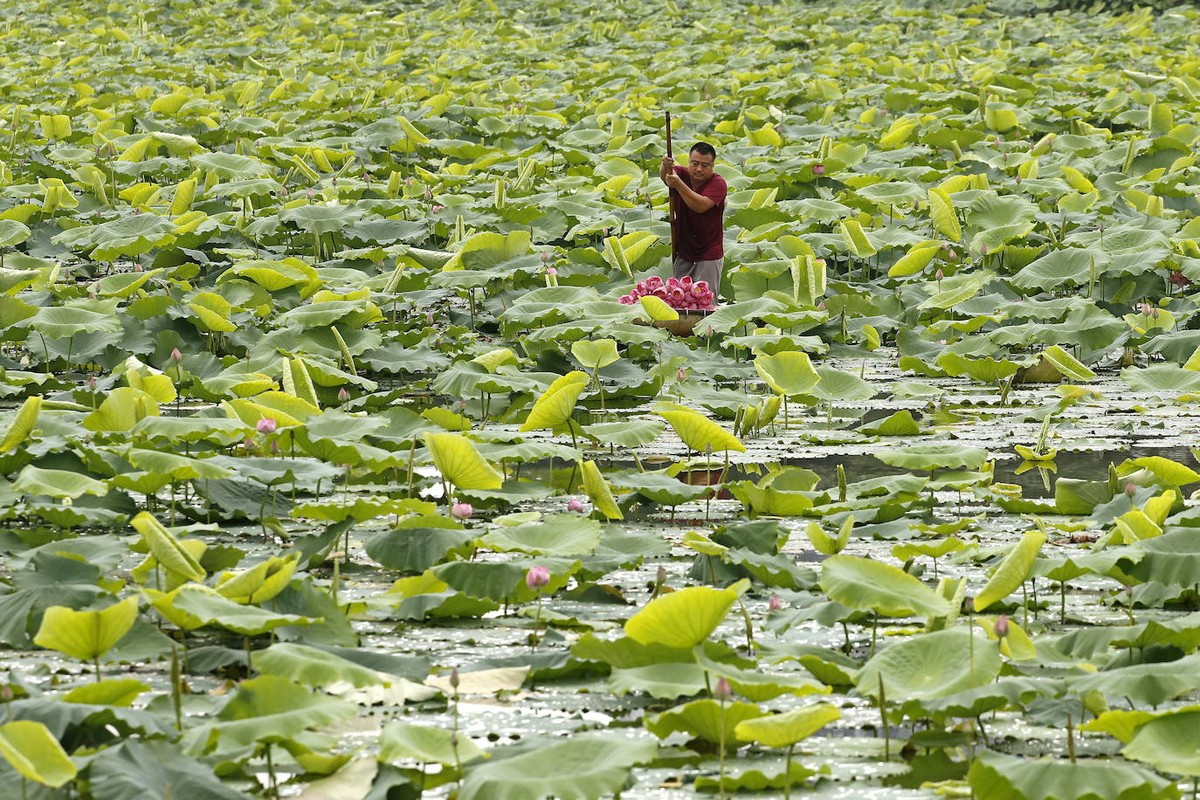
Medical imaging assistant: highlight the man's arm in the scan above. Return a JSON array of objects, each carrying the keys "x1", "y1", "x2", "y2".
[{"x1": 668, "y1": 179, "x2": 717, "y2": 213}]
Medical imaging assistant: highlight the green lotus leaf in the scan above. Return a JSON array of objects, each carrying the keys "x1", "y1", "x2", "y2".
[
  {"x1": 13, "y1": 465, "x2": 107, "y2": 499},
  {"x1": 928, "y1": 187, "x2": 961, "y2": 242},
  {"x1": 458, "y1": 735, "x2": 656, "y2": 800},
  {"x1": 203, "y1": 674, "x2": 356, "y2": 749},
  {"x1": 608, "y1": 663, "x2": 709, "y2": 699},
  {"x1": 424, "y1": 431, "x2": 503, "y2": 491},
  {"x1": 579, "y1": 460, "x2": 624, "y2": 520},
  {"x1": 1066, "y1": 652, "x2": 1200, "y2": 707},
  {"x1": 151, "y1": 584, "x2": 315, "y2": 635},
  {"x1": 694, "y1": 648, "x2": 829, "y2": 702},
  {"x1": 858, "y1": 409, "x2": 921, "y2": 437},
  {"x1": 31, "y1": 304, "x2": 124, "y2": 339},
  {"x1": 1122, "y1": 364, "x2": 1200, "y2": 393},
  {"x1": 33, "y1": 596, "x2": 138, "y2": 664},
  {"x1": 754, "y1": 351, "x2": 821, "y2": 396},
  {"x1": 608, "y1": 468, "x2": 712, "y2": 506},
  {"x1": 973, "y1": 531, "x2": 1046, "y2": 612},
  {"x1": 966, "y1": 194, "x2": 1038, "y2": 253},
  {"x1": 888, "y1": 243, "x2": 940, "y2": 278},
  {"x1": 125, "y1": 449, "x2": 235, "y2": 482},
  {"x1": 967, "y1": 748, "x2": 1179, "y2": 800},
  {"x1": 874, "y1": 442, "x2": 988, "y2": 471},
  {"x1": 280, "y1": 203, "x2": 366, "y2": 235},
  {"x1": 379, "y1": 720, "x2": 485, "y2": 767},
  {"x1": 580, "y1": 419, "x2": 665, "y2": 447},
  {"x1": 571, "y1": 338, "x2": 620, "y2": 370},
  {"x1": 220, "y1": 257, "x2": 321, "y2": 296},
  {"x1": 480, "y1": 514, "x2": 601, "y2": 555},
  {"x1": 821, "y1": 555, "x2": 953, "y2": 618},
  {"x1": 655, "y1": 401, "x2": 745, "y2": 454},
  {"x1": 214, "y1": 553, "x2": 301, "y2": 604},
  {"x1": 62, "y1": 678, "x2": 150, "y2": 707},
  {"x1": 52, "y1": 213, "x2": 177, "y2": 260},
  {"x1": 187, "y1": 291, "x2": 238, "y2": 333},
  {"x1": 646, "y1": 699, "x2": 766, "y2": 746},
  {"x1": 191, "y1": 151, "x2": 272, "y2": 180},
  {"x1": 519, "y1": 371, "x2": 589, "y2": 432},
  {"x1": 252, "y1": 642, "x2": 388, "y2": 689},
  {"x1": 0, "y1": 720, "x2": 77, "y2": 788},
  {"x1": 1123, "y1": 709, "x2": 1200, "y2": 777},
  {"x1": 0, "y1": 220, "x2": 32, "y2": 249},
  {"x1": 625, "y1": 581, "x2": 748, "y2": 649},
  {"x1": 937, "y1": 352, "x2": 1021, "y2": 384},
  {"x1": 131, "y1": 511, "x2": 206, "y2": 582},
  {"x1": 734, "y1": 703, "x2": 842, "y2": 748},
  {"x1": 800, "y1": 366, "x2": 876, "y2": 402},
  {"x1": 1040, "y1": 345, "x2": 1096, "y2": 381},
  {"x1": 857, "y1": 627, "x2": 1000, "y2": 702},
  {"x1": 1120, "y1": 455, "x2": 1200, "y2": 487},
  {"x1": 1009, "y1": 247, "x2": 1097, "y2": 293},
  {"x1": 433, "y1": 559, "x2": 578, "y2": 604}
]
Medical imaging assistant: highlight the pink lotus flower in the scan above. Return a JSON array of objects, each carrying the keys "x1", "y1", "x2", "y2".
[
  {"x1": 256, "y1": 417, "x2": 277, "y2": 434},
  {"x1": 451, "y1": 501, "x2": 473, "y2": 520},
  {"x1": 567, "y1": 497, "x2": 584, "y2": 513},
  {"x1": 995, "y1": 613, "x2": 1009, "y2": 639},
  {"x1": 170, "y1": 347, "x2": 182, "y2": 363},
  {"x1": 526, "y1": 565, "x2": 550, "y2": 590},
  {"x1": 812, "y1": 163, "x2": 826, "y2": 176},
  {"x1": 768, "y1": 594, "x2": 783, "y2": 612}
]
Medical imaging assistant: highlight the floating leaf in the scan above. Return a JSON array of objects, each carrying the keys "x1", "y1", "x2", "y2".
[{"x1": 821, "y1": 555, "x2": 953, "y2": 618}]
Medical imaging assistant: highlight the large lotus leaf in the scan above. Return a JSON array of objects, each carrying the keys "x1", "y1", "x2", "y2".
[
  {"x1": 968, "y1": 749, "x2": 1179, "y2": 800},
  {"x1": 458, "y1": 735, "x2": 656, "y2": 800},
  {"x1": 191, "y1": 151, "x2": 271, "y2": 180},
  {"x1": 734, "y1": 703, "x2": 842, "y2": 748},
  {"x1": 928, "y1": 187, "x2": 961, "y2": 242},
  {"x1": 1122, "y1": 364, "x2": 1200, "y2": 393},
  {"x1": 379, "y1": 720, "x2": 485, "y2": 767},
  {"x1": 625, "y1": 581, "x2": 748, "y2": 649},
  {"x1": 252, "y1": 642, "x2": 388, "y2": 689},
  {"x1": 150, "y1": 584, "x2": 315, "y2": 635},
  {"x1": 973, "y1": 531, "x2": 1046, "y2": 612},
  {"x1": 694, "y1": 648, "x2": 828, "y2": 702},
  {"x1": 52, "y1": 213, "x2": 177, "y2": 260},
  {"x1": 519, "y1": 371, "x2": 589, "y2": 431},
  {"x1": 1066, "y1": 652, "x2": 1200, "y2": 707},
  {"x1": 1009, "y1": 248, "x2": 1098, "y2": 293},
  {"x1": 0, "y1": 220, "x2": 31, "y2": 248},
  {"x1": 856, "y1": 628, "x2": 1000, "y2": 702},
  {"x1": 874, "y1": 443, "x2": 988, "y2": 471},
  {"x1": 280, "y1": 203, "x2": 366, "y2": 235},
  {"x1": 214, "y1": 553, "x2": 300, "y2": 604},
  {"x1": 30, "y1": 304, "x2": 124, "y2": 339},
  {"x1": 219, "y1": 258, "x2": 321, "y2": 296},
  {"x1": 581, "y1": 419, "x2": 664, "y2": 447},
  {"x1": 202, "y1": 674, "x2": 356, "y2": 749},
  {"x1": 424, "y1": 432, "x2": 503, "y2": 491},
  {"x1": 84, "y1": 387, "x2": 161, "y2": 432},
  {"x1": 1123, "y1": 709, "x2": 1200, "y2": 777},
  {"x1": 821, "y1": 555, "x2": 953, "y2": 618},
  {"x1": 444, "y1": 230, "x2": 532, "y2": 272},
  {"x1": 754, "y1": 351, "x2": 821, "y2": 395},
  {"x1": 13, "y1": 465, "x2": 107, "y2": 499},
  {"x1": 937, "y1": 352, "x2": 1021, "y2": 384},
  {"x1": 608, "y1": 663, "x2": 709, "y2": 699},
  {"x1": 125, "y1": 449, "x2": 235, "y2": 482},
  {"x1": 224, "y1": 393, "x2": 318, "y2": 428},
  {"x1": 433, "y1": 559, "x2": 578, "y2": 604},
  {"x1": 799, "y1": 366, "x2": 875, "y2": 402},
  {"x1": 81, "y1": 739, "x2": 249, "y2": 800},
  {"x1": 608, "y1": 469, "x2": 711, "y2": 505},
  {"x1": 571, "y1": 338, "x2": 620, "y2": 370},
  {"x1": 480, "y1": 514, "x2": 601, "y2": 556},
  {"x1": 572, "y1": 462, "x2": 622, "y2": 519},
  {"x1": 0, "y1": 720, "x2": 77, "y2": 788},
  {"x1": 1120, "y1": 456, "x2": 1200, "y2": 487},
  {"x1": 655, "y1": 401, "x2": 745, "y2": 453},
  {"x1": 33, "y1": 596, "x2": 138, "y2": 664},
  {"x1": 966, "y1": 194, "x2": 1038, "y2": 253},
  {"x1": 917, "y1": 269, "x2": 995, "y2": 310},
  {"x1": 131, "y1": 512, "x2": 206, "y2": 582},
  {"x1": 0, "y1": 397, "x2": 44, "y2": 453},
  {"x1": 647, "y1": 698, "x2": 766, "y2": 747}
]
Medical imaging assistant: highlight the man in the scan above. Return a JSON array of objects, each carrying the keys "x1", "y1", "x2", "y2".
[{"x1": 659, "y1": 142, "x2": 727, "y2": 295}]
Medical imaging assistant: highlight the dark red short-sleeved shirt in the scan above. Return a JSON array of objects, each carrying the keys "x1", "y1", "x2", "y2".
[{"x1": 673, "y1": 166, "x2": 727, "y2": 261}]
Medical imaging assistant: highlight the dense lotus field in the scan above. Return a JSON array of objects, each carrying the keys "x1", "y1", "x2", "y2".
[{"x1": 6, "y1": 0, "x2": 1200, "y2": 797}]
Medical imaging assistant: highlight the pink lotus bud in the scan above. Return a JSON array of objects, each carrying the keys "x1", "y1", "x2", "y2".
[
  {"x1": 87, "y1": 375, "x2": 97, "y2": 390},
  {"x1": 431, "y1": 204, "x2": 444, "y2": 212},
  {"x1": 338, "y1": 387, "x2": 350, "y2": 403},
  {"x1": 768, "y1": 594, "x2": 783, "y2": 612},
  {"x1": 980, "y1": 245, "x2": 989, "y2": 255},
  {"x1": 449, "y1": 668, "x2": 460, "y2": 689},
  {"x1": 526, "y1": 565, "x2": 550, "y2": 590},
  {"x1": 812, "y1": 163, "x2": 826, "y2": 176},
  {"x1": 676, "y1": 367, "x2": 688, "y2": 382},
  {"x1": 946, "y1": 249, "x2": 957, "y2": 260},
  {"x1": 935, "y1": 268, "x2": 945, "y2": 281},
  {"x1": 995, "y1": 613, "x2": 1009, "y2": 639},
  {"x1": 256, "y1": 417, "x2": 277, "y2": 434},
  {"x1": 451, "y1": 501, "x2": 473, "y2": 520},
  {"x1": 541, "y1": 252, "x2": 552, "y2": 262},
  {"x1": 567, "y1": 497, "x2": 584, "y2": 513},
  {"x1": 1125, "y1": 482, "x2": 1137, "y2": 497},
  {"x1": 0, "y1": 684, "x2": 12, "y2": 701},
  {"x1": 713, "y1": 677, "x2": 732, "y2": 700},
  {"x1": 546, "y1": 266, "x2": 557, "y2": 276},
  {"x1": 170, "y1": 347, "x2": 182, "y2": 363}
]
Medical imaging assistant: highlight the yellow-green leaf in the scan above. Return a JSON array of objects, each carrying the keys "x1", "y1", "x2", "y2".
[
  {"x1": 929, "y1": 188, "x2": 961, "y2": 242},
  {"x1": 581, "y1": 460, "x2": 623, "y2": 520},
  {"x1": 425, "y1": 432, "x2": 503, "y2": 491},
  {"x1": 973, "y1": 531, "x2": 1046, "y2": 612},
  {"x1": 519, "y1": 371, "x2": 588, "y2": 432},
  {"x1": 0, "y1": 721, "x2": 77, "y2": 788},
  {"x1": 34, "y1": 596, "x2": 138, "y2": 663},
  {"x1": 655, "y1": 402, "x2": 746, "y2": 454}
]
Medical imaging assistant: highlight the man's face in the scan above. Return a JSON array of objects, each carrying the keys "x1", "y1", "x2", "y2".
[{"x1": 687, "y1": 151, "x2": 715, "y2": 184}]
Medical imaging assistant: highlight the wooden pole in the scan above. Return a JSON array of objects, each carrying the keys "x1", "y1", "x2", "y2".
[{"x1": 665, "y1": 111, "x2": 677, "y2": 259}]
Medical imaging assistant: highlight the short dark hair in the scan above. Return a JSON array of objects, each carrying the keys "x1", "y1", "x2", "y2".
[{"x1": 690, "y1": 142, "x2": 716, "y2": 160}]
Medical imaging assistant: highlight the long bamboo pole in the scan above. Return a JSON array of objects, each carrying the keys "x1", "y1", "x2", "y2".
[{"x1": 665, "y1": 110, "x2": 677, "y2": 259}]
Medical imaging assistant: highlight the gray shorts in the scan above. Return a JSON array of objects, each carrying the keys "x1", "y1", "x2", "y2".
[{"x1": 672, "y1": 256, "x2": 723, "y2": 296}]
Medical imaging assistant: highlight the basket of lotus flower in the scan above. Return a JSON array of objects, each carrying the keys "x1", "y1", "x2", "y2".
[
  {"x1": 618, "y1": 276, "x2": 717, "y2": 337},
  {"x1": 654, "y1": 309, "x2": 715, "y2": 336}
]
